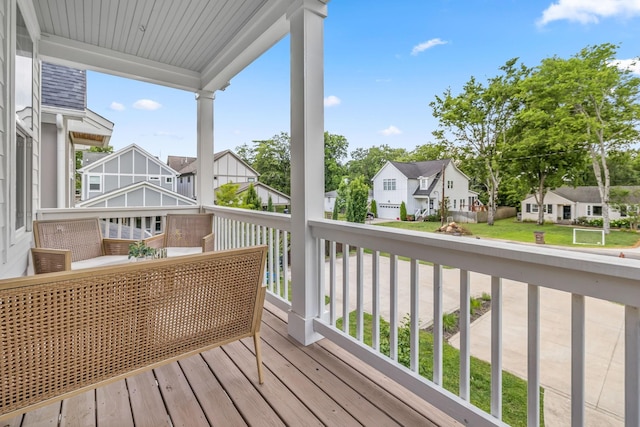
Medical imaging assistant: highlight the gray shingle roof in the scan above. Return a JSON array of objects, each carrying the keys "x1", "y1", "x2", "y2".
[
  {"x1": 553, "y1": 186, "x2": 640, "y2": 203},
  {"x1": 42, "y1": 62, "x2": 86, "y2": 110},
  {"x1": 390, "y1": 159, "x2": 450, "y2": 179}
]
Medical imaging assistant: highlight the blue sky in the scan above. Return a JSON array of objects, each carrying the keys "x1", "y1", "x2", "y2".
[{"x1": 86, "y1": 0, "x2": 640, "y2": 159}]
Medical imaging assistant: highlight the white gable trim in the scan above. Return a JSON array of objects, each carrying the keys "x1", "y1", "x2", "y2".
[
  {"x1": 77, "y1": 181, "x2": 196, "y2": 207},
  {"x1": 78, "y1": 143, "x2": 178, "y2": 174}
]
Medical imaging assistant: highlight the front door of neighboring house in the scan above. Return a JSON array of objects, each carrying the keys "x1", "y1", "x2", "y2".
[{"x1": 563, "y1": 205, "x2": 571, "y2": 220}]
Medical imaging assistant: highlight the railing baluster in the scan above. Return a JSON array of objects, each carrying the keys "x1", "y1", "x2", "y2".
[
  {"x1": 571, "y1": 293, "x2": 585, "y2": 426},
  {"x1": 356, "y1": 247, "x2": 364, "y2": 342},
  {"x1": 410, "y1": 259, "x2": 419, "y2": 372},
  {"x1": 433, "y1": 263, "x2": 443, "y2": 386},
  {"x1": 342, "y1": 243, "x2": 350, "y2": 335},
  {"x1": 625, "y1": 305, "x2": 640, "y2": 427},
  {"x1": 459, "y1": 269, "x2": 470, "y2": 401},
  {"x1": 283, "y1": 231, "x2": 289, "y2": 301},
  {"x1": 491, "y1": 276, "x2": 502, "y2": 420},
  {"x1": 390, "y1": 254, "x2": 398, "y2": 362},
  {"x1": 528, "y1": 284, "x2": 540, "y2": 427},
  {"x1": 330, "y1": 240, "x2": 336, "y2": 326},
  {"x1": 372, "y1": 250, "x2": 380, "y2": 352},
  {"x1": 318, "y1": 238, "x2": 326, "y2": 321},
  {"x1": 275, "y1": 230, "x2": 281, "y2": 296},
  {"x1": 268, "y1": 227, "x2": 274, "y2": 289}
]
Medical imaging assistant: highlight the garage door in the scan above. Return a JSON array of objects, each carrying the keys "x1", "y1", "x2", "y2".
[{"x1": 377, "y1": 203, "x2": 400, "y2": 219}]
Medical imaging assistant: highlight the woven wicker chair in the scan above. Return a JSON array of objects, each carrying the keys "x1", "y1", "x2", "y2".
[
  {"x1": 31, "y1": 217, "x2": 139, "y2": 274},
  {"x1": 146, "y1": 213, "x2": 214, "y2": 253}
]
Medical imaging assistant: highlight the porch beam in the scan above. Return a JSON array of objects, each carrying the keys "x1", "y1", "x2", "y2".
[
  {"x1": 196, "y1": 91, "x2": 215, "y2": 206},
  {"x1": 287, "y1": 0, "x2": 327, "y2": 345}
]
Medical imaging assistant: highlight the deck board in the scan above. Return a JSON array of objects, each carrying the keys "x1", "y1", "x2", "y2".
[{"x1": 5, "y1": 303, "x2": 459, "y2": 426}]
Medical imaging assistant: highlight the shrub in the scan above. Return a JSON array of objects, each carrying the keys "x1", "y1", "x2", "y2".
[
  {"x1": 470, "y1": 297, "x2": 482, "y2": 315},
  {"x1": 400, "y1": 201, "x2": 407, "y2": 221},
  {"x1": 370, "y1": 199, "x2": 378, "y2": 218},
  {"x1": 442, "y1": 312, "x2": 458, "y2": 333},
  {"x1": 481, "y1": 292, "x2": 492, "y2": 301}
]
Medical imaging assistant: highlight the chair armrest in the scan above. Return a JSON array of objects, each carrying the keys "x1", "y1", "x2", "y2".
[
  {"x1": 31, "y1": 248, "x2": 71, "y2": 274},
  {"x1": 103, "y1": 239, "x2": 138, "y2": 256},
  {"x1": 202, "y1": 233, "x2": 215, "y2": 252},
  {"x1": 144, "y1": 234, "x2": 165, "y2": 249}
]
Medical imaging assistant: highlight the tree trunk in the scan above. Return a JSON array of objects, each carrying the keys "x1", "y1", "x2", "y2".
[
  {"x1": 589, "y1": 142, "x2": 611, "y2": 234},
  {"x1": 536, "y1": 176, "x2": 546, "y2": 226}
]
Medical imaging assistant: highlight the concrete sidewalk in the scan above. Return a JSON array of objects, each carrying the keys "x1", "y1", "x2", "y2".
[{"x1": 328, "y1": 252, "x2": 624, "y2": 426}]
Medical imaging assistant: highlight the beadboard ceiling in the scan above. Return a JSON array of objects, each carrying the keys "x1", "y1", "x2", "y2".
[{"x1": 31, "y1": 0, "x2": 292, "y2": 91}]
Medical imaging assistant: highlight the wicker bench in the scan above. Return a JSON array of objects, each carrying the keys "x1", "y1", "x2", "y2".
[
  {"x1": 31, "y1": 217, "x2": 143, "y2": 274},
  {"x1": 0, "y1": 245, "x2": 267, "y2": 421}
]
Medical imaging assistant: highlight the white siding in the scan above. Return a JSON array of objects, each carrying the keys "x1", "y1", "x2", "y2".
[
  {"x1": 372, "y1": 164, "x2": 406, "y2": 219},
  {"x1": 213, "y1": 152, "x2": 258, "y2": 186}
]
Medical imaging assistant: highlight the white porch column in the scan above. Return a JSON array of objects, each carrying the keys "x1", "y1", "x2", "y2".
[
  {"x1": 196, "y1": 91, "x2": 215, "y2": 206},
  {"x1": 287, "y1": 0, "x2": 327, "y2": 345}
]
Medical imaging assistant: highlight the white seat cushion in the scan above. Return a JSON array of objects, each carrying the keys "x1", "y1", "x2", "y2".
[
  {"x1": 71, "y1": 255, "x2": 130, "y2": 270},
  {"x1": 166, "y1": 247, "x2": 203, "y2": 257}
]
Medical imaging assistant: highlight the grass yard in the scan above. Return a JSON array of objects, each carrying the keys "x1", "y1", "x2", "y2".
[
  {"x1": 378, "y1": 218, "x2": 640, "y2": 248},
  {"x1": 337, "y1": 312, "x2": 543, "y2": 427}
]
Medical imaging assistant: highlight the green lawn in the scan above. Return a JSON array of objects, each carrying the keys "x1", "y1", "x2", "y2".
[
  {"x1": 337, "y1": 312, "x2": 543, "y2": 427},
  {"x1": 378, "y1": 218, "x2": 640, "y2": 248}
]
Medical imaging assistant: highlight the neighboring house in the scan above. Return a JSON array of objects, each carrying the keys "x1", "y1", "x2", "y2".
[
  {"x1": 40, "y1": 62, "x2": 114, "y2": 208},
  {"x1": 521, "y1": 186, "x2": 640, "y2": 223},
  {"x1": 168, "y1": 149, "x2": 289, "y2": 208},
  {"x1": 324, "y1": 190, "x2": 338, "y2": 213},
  {"x1": 372, "y1": 160, "x2": 478, "y2": 220},
  {"x1": 78, "y1": 144, "x2": 178, "y2": 202}
]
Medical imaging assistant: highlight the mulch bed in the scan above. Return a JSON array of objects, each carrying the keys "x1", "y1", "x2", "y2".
[{"x1": 423, "y1": 298, "x2": 492, "y2": 341}]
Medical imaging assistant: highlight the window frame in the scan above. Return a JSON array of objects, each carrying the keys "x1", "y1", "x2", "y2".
[
  {"x1": 88, "y1": 175, "x2": 102, "y2": 192},
  {"x1": 383, "y1": 178, "x2": 396, "y2": 191}
]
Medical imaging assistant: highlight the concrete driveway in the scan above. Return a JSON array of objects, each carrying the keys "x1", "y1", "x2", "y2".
[{"x1": 328, "y1": 252, "x2": 625, "y2": 426}]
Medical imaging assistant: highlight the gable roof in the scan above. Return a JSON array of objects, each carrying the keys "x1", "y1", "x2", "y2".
[
  {"x1": 550, "y1": 186, "x2": 640, "y2": 204},
  {"x1": 390, "y1": 159, "x2": 451, "y2": 179},
  {"x1": 78, "y1": 143, "x2": 178, "y2": 175},
  {"x1": 166, "y1": 149, "x2": 260, "y2": 177},
  {"x1": 77, "y1": 181, "x2": 197, "y2": 207},
  {"x1": 167, "y1": 156, "x2": 197, "y2": 174}
]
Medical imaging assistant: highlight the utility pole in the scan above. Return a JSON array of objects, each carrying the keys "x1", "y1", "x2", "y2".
[{"x1": 441, "y1": 163, "x2": 445, "y2": 225}]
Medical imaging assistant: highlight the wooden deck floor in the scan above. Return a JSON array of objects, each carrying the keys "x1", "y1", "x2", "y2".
[{"x1": 4, "y1": 303, "x2": 459, "y2": 427}]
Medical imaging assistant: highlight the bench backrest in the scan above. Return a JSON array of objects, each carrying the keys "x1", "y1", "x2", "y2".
[
  {"x1": 0, "y1": 245, "x2": 267, "y2": 420},
  {"x1": 164, "y1": 213, "x2": 213, "y2": 248},
  {"x1": 33, "y1": 218, "x2": 104, "y2": 262}
]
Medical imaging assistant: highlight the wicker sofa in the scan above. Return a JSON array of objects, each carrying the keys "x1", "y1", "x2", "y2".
[
  {"x1": 145, "y1": 213, "x2": 215, "y2": 254},
  {"x1": 31, "y1": 217, "x2": 142, "y2": 274},
  {"x1": 0, "y1": 246, "x2": 268, "y2": 421}
]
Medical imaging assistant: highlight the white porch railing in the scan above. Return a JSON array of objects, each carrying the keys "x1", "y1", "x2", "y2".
[
  {"x1": 34, "y1": 207, "x2": 639, "y2": 425},
  {"x1": 309, "y1": 218, "x2": 639, "y2": 427}
]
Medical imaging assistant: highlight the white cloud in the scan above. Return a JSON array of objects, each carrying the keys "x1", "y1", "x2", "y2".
[
  {"x1": 411, "y1": 38, "x2": 448, "y2": 56},
  {"x1": 110, "y1": 101, "x2": 125, "y2": 111},
  {"x1": 537, "y1": 0, "x2": 640, "y2": 26},
  {"x1": 610, "y1": 58, "x2": 640, "y2": 74},
  {"x1": 133, "y1": 99, "x2": 162, "y2": 110},
  {"x1": 324, "y1": 95, "x2": 341, "y2": 107},
  {"x1": 379, "y1": 125, "x2": 402, "y2": 136}
]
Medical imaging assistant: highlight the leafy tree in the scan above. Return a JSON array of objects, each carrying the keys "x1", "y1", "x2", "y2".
[
  {"x1": 370, "y1": 199, "x2": 377, "y2": 218},
  {"x1": 324, "y1": 132, "x2": 349, "y2": 192},
  {"x1": 558, "y1": 44, "x2": 640, "y2": 233},
  {"x1": 347, "y1": 145, "x2": 407, "y2": 184},
  {"x1": 431, "y1": 58, "x2": 529, "y2": 225},
  {"x1": 237, "y1": 132, "x2": 291, "y2": 195},
  {"x1": 508, "y1": 59, "x2": 588, "y2": 224},
  {"x1": 400, "y1": 201, "x2": 407, "y2": 221},
  {"x1": 267, "y1": 195, "x2": 274, "y2": 212},
  {"x1": 610, "y1": 187, "x2": 640, "y2": 230},
  {"x1": 577, "y1": 149, "x2": 640, "y2": 186},
  {"x1": 215, "y1": 182, "x2": 241, "y2": 207},
  {"x1": 334, "y1": 178, "x2": 349, "y2": 216},
  {"x1": 402, "y1": 141, "x2": 456, "y2": 162},
  {"x1": 345, "y1": 176, "x2": 369, "y2": 223},
  {"x1": 241, "y1": 183, "x2": 262, "y2": 210},
  {"x1": 332, "y1": 201, "x2": 339, "y2": 220}
]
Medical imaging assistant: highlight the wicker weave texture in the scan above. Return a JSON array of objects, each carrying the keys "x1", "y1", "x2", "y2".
[
  {"x1": 164, "y1": 213, "x2": 214, "y2": 248},
  {"x1": 0, "y1": 246, "x2": 267, "y2": 419},
  {"x1": 33, "y1": 218, "x2": 105, "y2": 262}
]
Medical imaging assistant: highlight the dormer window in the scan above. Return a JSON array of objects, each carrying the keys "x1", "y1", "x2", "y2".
[{"x1": 420, "y1": 177, "x2": 428, "y2": 190}]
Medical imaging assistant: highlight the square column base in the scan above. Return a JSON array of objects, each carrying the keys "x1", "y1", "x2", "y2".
[{"x1": 288, "y1": 310, "x2": 324, "y2": 345}]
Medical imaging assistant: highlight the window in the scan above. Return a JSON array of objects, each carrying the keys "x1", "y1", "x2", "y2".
[
  {"x1": 383, "y1": 179, "x2": 396, "y2": 191},
  {"x1": 526, "y1": 204, "x2": 531, "y2": 213},
  {"x1": 89, "y1": 176, "x2": 101, "y2": 191},
  {"x1": 149, "y1": 176, "x2": 160, "y2": 182},
  {"x1": 179, "y1": 177, "x2": 183, "y2": 183},
  {"x1": 621, "y1": 205, "x2": 628, "y2": 217},
  {"x1": 16, "y1": 6, "x2": 33, "y2": 129},
  {"x1": 15, "y1": 129, "x2": 32, "y2": 230},
  {"x1": 447, "y1": 180, "x2": 453, "y2": 189},
  {"x1": 187, "y1": 176, "x2": 191, "y2": 183},
  {"x1": 531, "y1": 204, "x2": 539, "y2": 213},
  {"x1": 592, "y1": 206, "x2": 603, "y2": 216},
  {"x1": 547, "y1": 204, "x2": 553, "y2": 214},
  {"x1": 248, "y1": 177, "x2": 256, "y2": 182},
  {"x1": 453, "y1": 199, "x2": 457, "y2": 209},
  {"x1": 420, "y1": 177, "x2": 427, "y2": 190},
  {"x1": 165, "y1": 177, "x2": 173, "y2": 184}
]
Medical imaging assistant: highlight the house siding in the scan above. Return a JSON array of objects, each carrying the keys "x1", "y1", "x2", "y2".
[
  {"x1": 213, "y1": 152, "x2": 258, "y2": 186},
  {"x1": 373, "y1": 164, "x2": 406, "y2": 219},
  {"x1": 0, "y1": 1, "x2": 7, "y2": 267}
]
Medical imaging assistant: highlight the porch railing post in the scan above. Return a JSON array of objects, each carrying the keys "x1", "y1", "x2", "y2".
[{"x1": 286, "y1": 0, "x2": 327, "y2": 345}]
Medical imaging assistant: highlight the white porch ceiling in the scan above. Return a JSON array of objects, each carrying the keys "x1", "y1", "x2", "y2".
[{"x1": 31, "y1": 0, "x2": 292, "y2": 91}]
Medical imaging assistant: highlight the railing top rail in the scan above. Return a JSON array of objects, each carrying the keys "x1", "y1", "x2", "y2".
[
  {"x1": 203, "y1": 205, "x2": 292, "y2": 232},
  {"x1": 309, "y1": 219, "x2": 640, "y2": 307},
  {"x1": 37, "y1": 206, "x2": 201, "y2": 220}
]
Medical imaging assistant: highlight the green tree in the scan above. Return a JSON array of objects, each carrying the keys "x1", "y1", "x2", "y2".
[
  {"x1": 334, "y1": 178, "x2": 349, "y2": 216},
  {"x1": 402, "y1": 141, "x2": 456, "y2": 162},
  {"x1": 241, "y1": 183, "x2": 262, "y2": 210},
  {"x1": 610, "y1": 187, "x2": 640, "y2": 230},
  {"x1": 267, "y1": 195, "x2": 275, "y2": 212},
  {"x1": 347, "y1": 145, "x2": 407, "y2": 184},
  {"x1": 562, "y1": 44, "x2": 640, "y2": 233},
  {"x1": 431, "y1": 58, "x2": 529, "y2": 225},
  {"x1": 370, "y1": 199, "x2": 377, "y2": 218},
  {"x1": 508, "y1": 58, "x2": 588, "y2": 224},
  {"x1": 238, "y1": 132, "x2": 291, "y2": 195},
  {"x1": 215, "y1": 182, "x2": 241, "y2": 207},
  {"x1": 400, "y1": 201, "x2": 407, "y2": 221},
  {"x1": 324, "y1": 132, "x2": 349, "y2": 192},
  {"x1": 345, "y1": 176, "x2": 369, "y2": 223}
]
